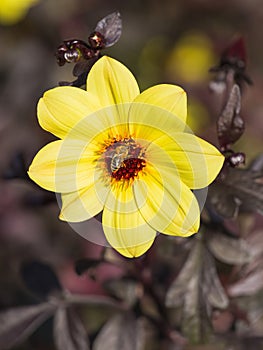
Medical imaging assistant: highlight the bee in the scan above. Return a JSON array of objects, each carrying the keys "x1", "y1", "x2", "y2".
[
  {"x1": 110, "y1": 145, "x2": 129, "y2": 173},
  {"x1": 55, "y1": 12, "x2": 122, "y2": 87}
]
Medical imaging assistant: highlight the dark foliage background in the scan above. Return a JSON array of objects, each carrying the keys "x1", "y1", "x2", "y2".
[{"x1": 1, "y1": 0, "x2": 263, "y2": 349}]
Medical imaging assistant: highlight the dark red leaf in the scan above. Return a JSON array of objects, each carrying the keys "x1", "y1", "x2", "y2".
[
  {"x1": 53, "y1": 307, "x2": 90, "y2": 350},
  {"x1": 65, "y1": 293, "x2": 122, "y2": 309},
  {"x1": 228, "y1": 267, "x2": 263, "y2": 297},
  {"x1": 217, "y1": 84, "x2": 244, "y2": 150},
  {"x1": 166, "y1": 239, "x2": 228, "y2": 343},
  {"x1": 74, "y1": 258, "x2": 101, "y2": 276},
  {"x1": 222, "y1": 37, "x2": 247, "y2": 67},
  {"x1": 20, "y1": 261, "x2": 62, "y2": 299},
  {"x1": 210, "y1": 37, "x2": 252, "y2": 86},
  {"x1": 0, "y1": 303, "x2": 55, "y2": 350},
  {"x1": 207, "y1": 232, "x2": 251, "y2": 265},
  {"x1": 93, "y1": 313, "x2": 145, "y2": 350},
  {"x1": 209, "y1": 164, "x2": 263, "y2": 218}
]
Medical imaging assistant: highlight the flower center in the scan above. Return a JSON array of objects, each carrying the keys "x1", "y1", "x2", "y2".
[{"x1": 103, "y1": 138, "x2": 146, "y2": 182}]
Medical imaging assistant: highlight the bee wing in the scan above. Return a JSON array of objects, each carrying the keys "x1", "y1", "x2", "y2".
[{"x1": 95, "y1": 12, "x2": 122, "y2": 48}]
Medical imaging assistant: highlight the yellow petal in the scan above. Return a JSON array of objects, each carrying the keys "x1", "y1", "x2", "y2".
[
  {"x1": 102, "y1": 185, "x2": 156, "y2": 258},
  {"x1": 128, "y1": 103, "x2": 187, "y2": 142},
  {"x1": 147, "y1": 132, "x2": 224, "y2": 189},
  {"x1": 60, "y1": 178, "x2": 109, "y2": 222},
  {"x1": 65, "y1": 103, "x2": 131, "y2": 144},
  {"x1": 28, "y1": 139, "x2": 97, "y2": 193},
  {"x1": 86, "y1": 56, "x2": 140, "y2": 107},
  {"x1": 133, "y1": 165, "x2": 200, "y2": 236},
  {"x1": 38, "y1": 86, "x2": 101, "y2": 139},
  {"x1": 133, "y1": 84, "x2": 187, "y2": 123}
]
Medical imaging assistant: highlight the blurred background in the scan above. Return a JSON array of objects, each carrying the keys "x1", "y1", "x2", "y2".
[{"x1": 1, "y1": 0, "x2": 263, "y2": 349}]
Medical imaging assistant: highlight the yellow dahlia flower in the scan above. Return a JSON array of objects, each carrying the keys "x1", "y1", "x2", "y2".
[
  {"x1": 28, "y1": 56, "x2": 224, "y2": 258},
  {"x1": 0, "y1": 0, "x2": 38, "y2": 25}
]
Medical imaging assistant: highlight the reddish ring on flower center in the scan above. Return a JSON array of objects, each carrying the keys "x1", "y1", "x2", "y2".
[
  {"x1": 112, "y1": 157, "x2": 146, "y2": 181},
  {"x1": 103, "y1": 137, "x2": 146, "y2": 182}
]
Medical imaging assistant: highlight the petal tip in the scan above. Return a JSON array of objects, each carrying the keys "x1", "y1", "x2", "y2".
[
  {"x1": 58, "y1": 212, "x2": 66, "y2": 221},
  {"x1": 114, "y1": 242, "x2": 154, "y2": 258}
]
